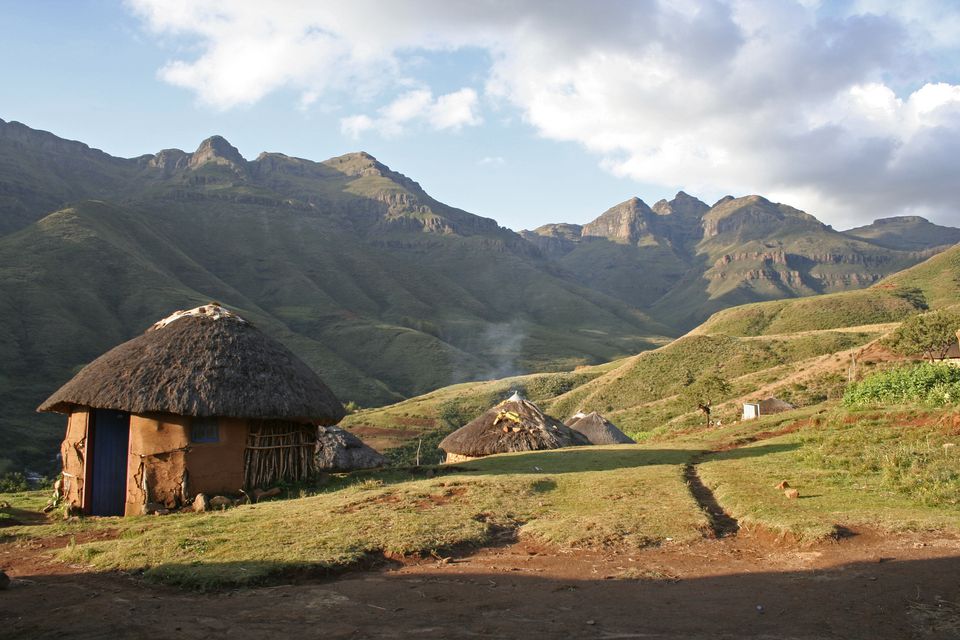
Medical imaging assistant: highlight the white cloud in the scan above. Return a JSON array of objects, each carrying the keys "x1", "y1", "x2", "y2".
[
  {"x1": 478, "y1": 156, "x2": 505, "y2": 166},
  {"x1": 340, "y1": 87, "x2": 481, "y2": 138},
  {"x1": 128, "y1": 0, "x2": 960, "y2": 226}
]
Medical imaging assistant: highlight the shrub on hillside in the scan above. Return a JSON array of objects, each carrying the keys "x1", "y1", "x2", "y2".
[
  {"x1": 0, "y1": 471, "x2": 29, "y2": 493},
  {"x1": 843, "y1": 363, "x2": 960, "y2": 407},
  {"x1": 886, "y1": 309, "x2": 960, "y2": 362}
]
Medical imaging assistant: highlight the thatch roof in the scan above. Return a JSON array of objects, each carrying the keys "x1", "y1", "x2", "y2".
[
  {"x1": 563, "y1": 411, "x2": 587, "y2": 427},
  {"x1": 757, "y1": 397, "x2": 794, "y2": 414},
  {"x1": 439, "y1": 393, "x2": 589, "y2": 457},
  {"x1": 38, "y1": 304, "x2": 345, "y2": 424},
  {"x1": 315, "y1": 426, "x2": 387, "y2": 471},
  {"x1": 567, "y1": 412, "x2": 635, "y2": 445}
]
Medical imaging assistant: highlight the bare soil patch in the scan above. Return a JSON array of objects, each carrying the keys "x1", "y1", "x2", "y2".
[{"x1": 2, "y1": 528, "x2": 959, "y2": 639}]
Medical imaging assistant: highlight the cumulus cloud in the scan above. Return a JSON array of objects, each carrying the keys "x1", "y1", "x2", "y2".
[
  {"x1": 340, "y1": 87, "x2": 481, "y2": 138},
  {"x1": 128, "y1": 0, "x2": 960, "y2": 226}
]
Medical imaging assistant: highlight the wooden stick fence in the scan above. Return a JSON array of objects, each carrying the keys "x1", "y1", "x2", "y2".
[{"x1": 244, "y1": 420, "x2": 316, "y2": 489}]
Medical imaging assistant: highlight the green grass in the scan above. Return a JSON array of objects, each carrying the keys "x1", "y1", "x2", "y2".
[
  {"x1": 694, "y1": 290, "x2": 919, "y2": 337},
  {"x1": 3, "y1": 446, "x2": 706, "y2": 590},
  {"x1": 698, "y1": 408, "x2": 960, "y2": 539},
  {"x1": 6, "y1": 405, "x2": 960, "y2": 589}
]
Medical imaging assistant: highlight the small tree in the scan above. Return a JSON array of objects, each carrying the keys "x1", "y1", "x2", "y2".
[
  {"x1": 887, "y1": 309, "x2": 960, "y2": 362},
  {"x1": 682, "y1": 373, "x2": 731, "y2": 428}
]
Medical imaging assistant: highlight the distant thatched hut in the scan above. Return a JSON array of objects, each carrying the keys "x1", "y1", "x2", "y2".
[
  {"x1": 742, "y1": 396, "x2": 794, "y2": 421},
  {"x1": 563, "y1": 411, "x2": 587, "y2": 426},
  {"x1": 439, "y1": 392, "x2": 589, "y2": 463},
  {"x1": 566, "y1": 412, "x2": 635, "y2": 445},
  {"x1": 38, "y1": 304, "x2": 345, "y2": 516},
  {"x1": 946, "y1": 333, "x2": 960, "y2": 365},
  {"x1": 315, "y1": 425, "x2": 387, "y2": 471}
]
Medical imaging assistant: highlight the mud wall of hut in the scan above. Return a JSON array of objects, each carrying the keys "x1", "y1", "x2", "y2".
[
  {"x1": 186, "y1": 417, "x2": 247, "y2": 497},
  {"x1": 125, "y1": 415, "x2": 247, "y2": 516},
  {"x1": 60, "y1": 409, "x2": 89, "y2": 509}
]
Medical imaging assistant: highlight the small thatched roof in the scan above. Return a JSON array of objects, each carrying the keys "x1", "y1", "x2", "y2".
[
  {"x1": 567, "y1": 412, "x2": 635, "y2": 445},
  {"x1": 38, "y1": 304, "x2": 345, "y2": 424},
  {"x1": 439, "y1": 392, "x2": 588, "y2": 457},
  {"x1": 757, "y1": 397, "x2": 794, "y2": 414},
  {"x1": 563, "y1": 411, "x2": 587, "y2": 427},
  {"x1": 315, "y1": 426, "x2": 387, "y2": 471}
]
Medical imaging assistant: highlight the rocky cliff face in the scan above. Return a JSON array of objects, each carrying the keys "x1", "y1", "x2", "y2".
[{"x1": 581, "y1": 197, "x2": 659, "y2": 244}]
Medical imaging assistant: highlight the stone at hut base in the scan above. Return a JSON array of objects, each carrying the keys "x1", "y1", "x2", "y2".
[
  {"x1": 252, "y1": 487, "x2": 281, "y2": 503},
  {"x1": 146, "y1": 502, "x2": 169, "y2": 515},
  {"x1": 209, "y1": 495, "x2": 233, "y2": 509},
  {"x1": 192, "y1": 493, "x2": 209, "y2": 512}
]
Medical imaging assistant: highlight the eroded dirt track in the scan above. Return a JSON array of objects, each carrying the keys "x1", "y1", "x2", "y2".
[{"x1": 3, "y1": 529, "x2": 960, "y2": 639}]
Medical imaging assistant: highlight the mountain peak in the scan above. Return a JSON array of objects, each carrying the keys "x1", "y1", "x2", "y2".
[
  {"x1": 653, "y1": 191, "x2": 709, "y2": 218},
  {"x1": 582, "y1": 197, "x2": 656, "y2": 244},
  {"x1": 189, "y1": 135, "x2": 246, "y2": 169},
  {"x1": 870, "y1": 215, "x2": 929, "y2": 225}
]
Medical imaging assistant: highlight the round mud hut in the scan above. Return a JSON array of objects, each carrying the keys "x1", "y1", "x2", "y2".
[
  {"x1": 316, "y1": 425, "x2": 388, "y2": 471},
  {"x1": 439, "y1": 392, "x2": 589, "y2": 463},
  {"x1": 38, "y1": 304, "x2": 346, "y2": 517},
  {"x1": 565, "y1": 411, "x2": 635, "y2": 445}
]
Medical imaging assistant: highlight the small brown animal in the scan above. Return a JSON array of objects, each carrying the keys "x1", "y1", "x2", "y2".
[
  {"x1": 775, "y1": 481, "x2": 790, "y2": 490},
  {"x1": 784, "y1": 488, "x2": 799, "y2": 499}
]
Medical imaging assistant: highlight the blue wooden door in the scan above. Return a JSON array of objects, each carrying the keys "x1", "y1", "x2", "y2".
[{"x1": 89, "y1": 409, "x2": 130, "y2": 516}]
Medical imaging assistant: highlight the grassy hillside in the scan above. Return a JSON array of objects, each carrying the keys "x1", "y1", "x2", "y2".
[
  {"x1": 345, "y1": 245, "x2": 960, "y2": 457},
  {"x1": 693, "y1": 244, "x2": 960, "y2": 337},
  {"x1": 343, "y1": 326, "x2": 883, "y2": 451},
  {"x1": 4, "y1": 403, "x2": 958, "y2": 590},
  {"x1": 0, "y1": 197, "x2": 663, "y2": 473}
]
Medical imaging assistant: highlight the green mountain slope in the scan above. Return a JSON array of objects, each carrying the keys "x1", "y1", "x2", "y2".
[
  {"x1": 1, "y1": 117, "x2": 956, "y2": 473},
  {"x1": 344, "y1": 245, "x2": 960, "y2": 452},
  {"x1": 695, "y1": 244, "x2": 960, "y2": 336},
  {"x1": 0, "y1": 122, "x2": 669, "y2": 472}
]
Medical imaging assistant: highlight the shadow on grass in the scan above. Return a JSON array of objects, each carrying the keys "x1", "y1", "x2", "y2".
[
  {"x1": 706, "y1": 442, "x2": 800, "y2": 462},
  {"x1": 0, "y1": 506, "x2": 49, "y2": 527}
]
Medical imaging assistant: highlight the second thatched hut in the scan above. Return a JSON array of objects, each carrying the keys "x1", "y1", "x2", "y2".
[
  {"x1": 439, "y1": 392, "x2": 589, "y2": 463},
  {"x1": 316, "y1": 425, "x2": 388, "y2": 471},
  {"x1": 565, "y1": 411, "x2": 635, "y2": 445}
]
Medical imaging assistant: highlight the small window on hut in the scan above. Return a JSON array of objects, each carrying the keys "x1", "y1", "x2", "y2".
[{"x1": 190, "y1": 417, "x2": 219, "y2": 443}]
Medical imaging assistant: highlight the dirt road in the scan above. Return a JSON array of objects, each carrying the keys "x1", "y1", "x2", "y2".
[{"x1": 2, "y1": 527, "x2": 959, "y2": 639}]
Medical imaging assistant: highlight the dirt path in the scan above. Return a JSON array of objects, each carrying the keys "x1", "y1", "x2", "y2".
[
  {"x1": 683, "y1": 456, "x2": 740, "y2": 538},
  {"x1": 2, "y1": 528, "x2": 960, "y2": 639}
]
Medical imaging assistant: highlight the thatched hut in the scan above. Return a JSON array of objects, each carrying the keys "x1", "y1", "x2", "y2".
[
  {"x1": 742, "y1": 396, "x2": 795, "y2": 421},
  {"x1": 563, "y1": 411, "x2": 587, "y2": 427},
  {"x1": 38, "y1": 304, "x2": 345, "y2": 516},
  {"x1": 566, "y1": 412, "x2": 635, "y2": 445},
  {"x1": 439, "y1": 392, "x2": 589, "y2": 463},
  {"x1": 316, "y1": 425, "x2": 388, "y2": 471}
]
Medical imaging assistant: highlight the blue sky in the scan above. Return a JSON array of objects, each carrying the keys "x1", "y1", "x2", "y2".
[{"x1": 2, "y1": 1, "x2": 959, "y2": 230}]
